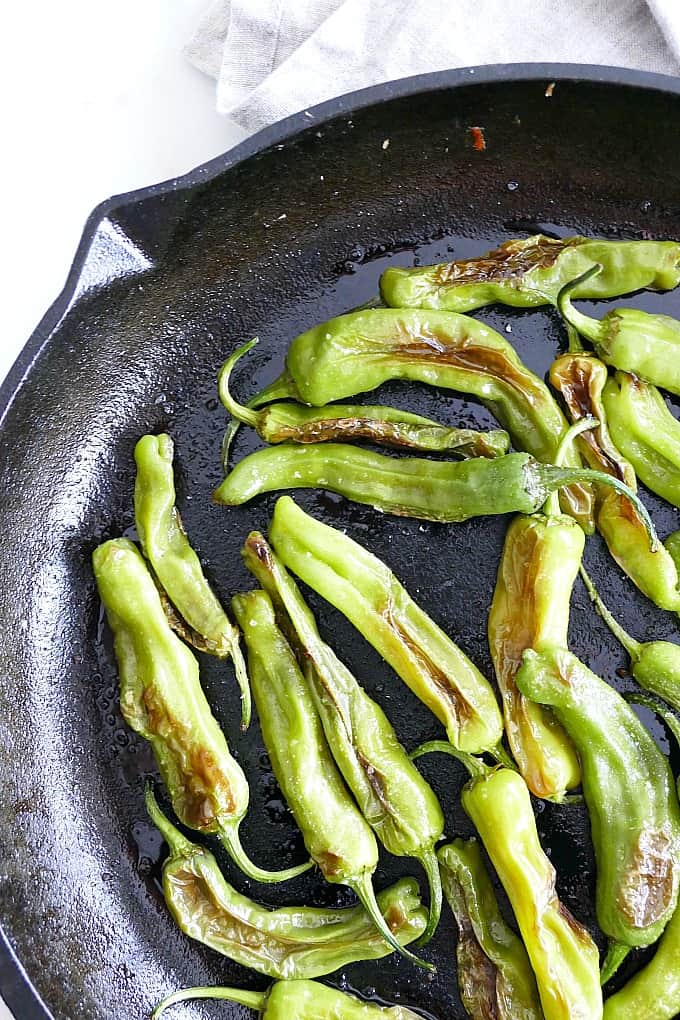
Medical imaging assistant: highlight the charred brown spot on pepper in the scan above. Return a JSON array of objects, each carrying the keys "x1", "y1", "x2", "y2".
[
  {"x1": 434, "y1": 236, "x2": 582, "y2": 286},
  {"x1": 618, "y1": 826, "x2": 676, "y2": 927}
]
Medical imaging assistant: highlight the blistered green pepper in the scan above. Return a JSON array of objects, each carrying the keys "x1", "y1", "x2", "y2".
[
  {"x1": 602, "y1": 372, "x2": 680, "y2": 508},
  {"x1": 134, "y1": 433, "x2": 251, "y2": 728},
  {"x1": 488, "y1": 512, "x2": 582, "y2": 800},
  {"x1": 214, "y1": 445, "x2": 656, "y2": 546},
  {"x1": 145, "y1": 787, "x2": 426, "y2": 979},
  {"x1": 240, "y1": 533, "x2": 445, "y2": 944},
  {"x1": 549, "y1": 353, "x2": 680, "y2": 611},
  {"x1": 379, "y1": 234, "x2": 680, "y2": 311},
  {"x1": 438, "y1": 839, "x2": 542, "y2": 1020},
  {"x1": 220, "y1": 339, "x2": 509, "y2": 459},
  {"x1": 415, "y1": 748, "x2": 602, "y2": 1020},
  {"x1": 580, "y1": 568, "x2": 680, "y2": 712},
  {"x1": 267, "y1": 495, "x2": 503, "y2": 753},
  {"x1": 559, "y1": 266, "x2": 680, "y2": 395},
  {"x1": 152, "y1": 979, "x2": 423, "y2": 1020},
  {"x1": 516, "y1": 646, "x2": 680, "y2": 948},
  {"x1": 231, "y1": 587, "x2": 428, "y2": 968},
  {"x1": 245, "y1": 307, "x2": 592, "y2": 527},
  {"x1": 603, "y1": 903, "x2": 680, "y2": 1020},
  {"x1": 92, "y1": 538, "x2": 310, "y2": 884}
]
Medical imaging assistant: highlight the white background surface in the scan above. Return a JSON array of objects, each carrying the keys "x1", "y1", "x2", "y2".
[{"x1": 1, "y1": 3, "x2": 246, "y2": 1017}]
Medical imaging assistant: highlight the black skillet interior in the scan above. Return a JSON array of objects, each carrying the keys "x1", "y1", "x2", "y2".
[{"x1": 1, "y1": 66, "x2": 680, "y2": 1020}]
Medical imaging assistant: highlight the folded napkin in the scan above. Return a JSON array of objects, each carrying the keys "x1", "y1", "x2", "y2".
[{"x1": 186, "y1": 0, "x2": 680, "y2": 133}]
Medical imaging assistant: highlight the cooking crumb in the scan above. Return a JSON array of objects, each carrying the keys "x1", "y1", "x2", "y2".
[
  {"x1": 545, "y1": 82, "x2": 556, "y2": 98},
  {"x1": 382, "y1": 138, "x2": 390, "y2": 150},
  {"x1": 468, "y1": 126, "x2": 486, "y2": 151}
]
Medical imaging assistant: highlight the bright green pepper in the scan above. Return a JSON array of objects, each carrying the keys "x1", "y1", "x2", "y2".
[
  {"x1": 602, "y1": 372, "x2": 680, "y2": 508},
  {"x1": 231, "y1": 588, "x2": 428, "y2": 968},
  {"x1": 559, "y1": 267, "x2": 680, "y2": 395},
  {"x1": 516, "y1": 646, "x2": 680, "y2": 947},
  {"x1": 214, "y1": 444, "x2": 656, "y2": 545},
  {"x1": 152, "y1": 979, "x2": 424, "y2": 1020},
  {"x1": 549, "y1": 354, "x2": 680, "y2": 612},
  {"x1": 92, "y1": 538, "x2": 310, "y2": 884},
  {"x1": 267, "y1": 495, "x2": 503, "y2": 753},
  {"x1": 438, "y1": 838, "x2": 543, "y2": 1020},
  {"x1": 240, "y1": 533, "x2": 445, "y2": 944},
  {"x1": 414, "y1": 747, "x2": 602, "y2": 1020},
  {"x1": 580, "y1": 567, "x2": 680, "y2": 712},
  {"x1": 488, "y1": 512, "x2": 582, "y2": 800},
  {"x1": 379, "y1": 234, "x2": 680, "y2": 311},
  {"x1": 246, "y1": 307, "x2": 592, "y2": 527},
  {"x1": 603, "y1": 904, "x2": 680, "y2": 1020},
  {"x1": 145, "y1": 787, "x2": 426, "y2": 979},
  {"x1": 220, "y1": 339, "x2": 509, "y2": 458},
  {"x1": 134, "y1": 433, "x2": 251, "y2": 728}
]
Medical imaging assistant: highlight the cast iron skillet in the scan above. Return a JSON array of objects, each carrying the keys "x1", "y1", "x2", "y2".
[{"x1": 2, "y1": 64, "x2": 680, "y2": 1020}]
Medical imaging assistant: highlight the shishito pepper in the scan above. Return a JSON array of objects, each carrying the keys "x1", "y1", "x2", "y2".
[
  {"x1": 438, "y1": 839, "x2": 543, "y2": 1020},
  {"x1": 603, "y1": 371, "x2": 680, "y2": 508},
  {"x1": 92, "y1": 538, "x2": 310, "y2": 884},
  {"x1": 581, "y1": 567, "x2": 680, "y2": 712},
  {"x1": 145, "y1": 787, "x2": 426, "y2": 979},
  {"x1": 214, "y1": 444, "x2": 657, "y2": 544},
  {"x1": 558, "y1": 266, "x2": 680, "y2": 395},
  {"x1": 603, "y1": 904, "x2": 680, "y2": 1020},
  {"x1": 152, "y1": 979, "x2": 424, "y2": 1020},
  {"x1": 230, "y1": 587, "x2": 429, "y2": 968},
  {"x1": 244, "y1": 307, "x2": 592, "y2": 527},
  {"x1": 220, "y1": 339, "x2": 509, "y2": 458},
  {"x1": 516, "y1": 646, "x2": 680, "y2": 948},
  {"x1": 488, "y1": 512, "x2": 582, "y2": 800},
  {"x1": 239, "y1": 536, "x2": 445, "y2": 944},
  {"x1": 267, "y1": 495, "x2": 503, "y2": 754},
  {"x1": 414, "y1": 747, "x2": 602, "y2": 1020},
  {"x1": 549, "y1": 353, "x2": 680, "y2": 611},
  {"x1": 379, "y1": 234, "x2": 680, "y2": 311},
  {"x1": 134, "y1": 433, "x2": 251, "y2": 728}
]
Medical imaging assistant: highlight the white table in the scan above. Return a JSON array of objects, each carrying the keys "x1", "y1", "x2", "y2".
[{"x1": 1, "y1": 2, "x2": 246, "y2": 1016}]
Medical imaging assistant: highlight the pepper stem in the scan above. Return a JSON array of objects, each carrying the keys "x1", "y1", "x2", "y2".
[
  {"x1": 144, "y1": 785, "x2": 194, "y2": 858},
  {"x1": 566, "y1": 321, "x2": 585, "y2": 353},
  {"x1": 488, "y1": 743, "x2": 517, "y2": 770},
  {"x1": 417, "y1": 847, "x2": 443, "y2": 946},
  {"x1": 543, "y1": 416, "x2": 599, "y2": 517},
  {"x1": 229, "y1": 637, "x2": 253, "y2": 731},
  {"x1": 152, "y1": 985, "x2": 266, "y2": 1019},
  {"x1": 217, "y1": 339, "x2": 260, "y2": 428},
  {"x1": 353, "y1": 872, "x2": 434, "y2": 971},
  {"x1": 556, "y1": 264, "x2": 604, "y2": 343},
  {"x1": 627, "y1": 692, "x2": 680, "y2": 750},
  {"x1": 600, "y1": 940, "x2": 632, "y2": 985},
  {"x1": 539, "y1": 464, "x2": 660, "y2": 552},
  {"x1": 579, "y1": 567, "x2": 641, "y2": 660},
  {"x1": 220, "y1": 821, "x2": 314, "y2": 883},
  {"x1": 410, "y1": 740, "x2": 489, "y2": 779}
]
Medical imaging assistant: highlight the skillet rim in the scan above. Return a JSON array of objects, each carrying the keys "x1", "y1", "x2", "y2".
[{"x1": 2, "y1": 60, "x2": 680, "y2": 1020}]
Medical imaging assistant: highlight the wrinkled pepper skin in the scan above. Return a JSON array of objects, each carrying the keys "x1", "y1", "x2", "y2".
[
  {"x1": 241, "y1": 535, "x2": 445, "y2": 944},
  {"x1": 549, "y1": 354, "x2": 680, "y2": 611},
  {"x1": 379, "y1": 235, "x2": 680, "y2": 311},
  {"x1": 516, "y1": 646, "x2": 680, "y2": 947},
  {"x1": 488, "y1": 514, "x2": 582, "y2": 799},
  {"x1": 92, "y1": 539, "x2": 307, "y2": 884},
  {"x1": 231, "y1": 588, "x2": 426, "y2": 967},
  {"x1": 438, "y1": 839, "x2": 543, "y2": 1020},
  {"x1": 462, "y1": 767, "x2": 603, "y2": 1020},
  {"x1": 249, "y1": 307, "x2": 591, "y2": 527},
  {"x1": 219, "y1": 339, "x2": 509, "y2": 458},
  {"x1": 603, "y1": 902, "x2": 680, "y2": 1020},
  {"x1": 560, "y1": 284, "x2": 680, "y2": 395},
  {"x1": 153, "y1": 979, "x2": 424, "y2": 1020},
  {"x1": 268, "y1": 496, "x2": 503, "y2": 753},
  {"x1": 145, "y1": 788, "x2": 426, "y2": 980},
  {"x1": 603, "y1": 372, "x2": 680, "y2": 508},
  {"x1": 134, "y1": 433, "x2": 251, "y2": 727}
]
